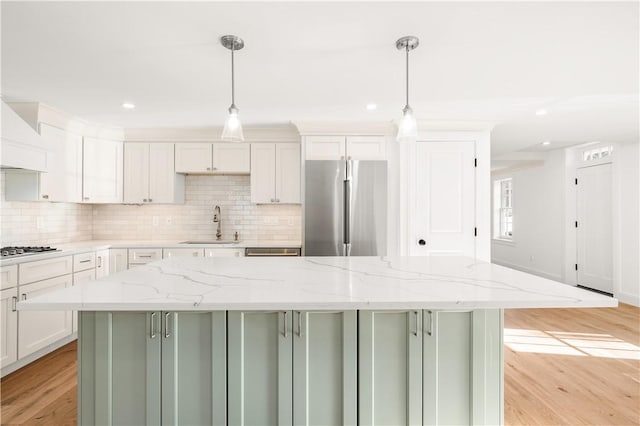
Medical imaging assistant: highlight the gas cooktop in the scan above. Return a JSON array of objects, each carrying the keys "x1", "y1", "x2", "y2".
[{"x1": 1, "y1": 246, "x2": 59, "y2": 258}]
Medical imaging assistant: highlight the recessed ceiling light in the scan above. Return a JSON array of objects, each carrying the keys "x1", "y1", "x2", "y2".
[
  {"x1": 541, "y1": 141, "x2": 551, "y2": 146},
  {"x1": 366, "y1": 103, "x2": 377, "y2": 111},
  {"x1": 121, "y1": 102, "x2": 135, "y2": 109},
  {"x1": 535, "y1": 109, "x2": 547, "y2": 116}
]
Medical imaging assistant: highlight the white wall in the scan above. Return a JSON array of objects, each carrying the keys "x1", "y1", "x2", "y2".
[
  {"x1": 617, "y1": 142, "x2": 640, "y2": 305},
  {"x1": 491, "y1": 150, "x2": 566, "y2": 281}
]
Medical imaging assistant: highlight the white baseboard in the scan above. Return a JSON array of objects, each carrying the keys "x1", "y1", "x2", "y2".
[
  {"x1": 1, "y1": 333, "x2": 77, "y2": 378},
  {"x1": 491, "y1": 259, "x2": 564, "y2": 282},
  {"x1": 615, "y1": 291, "x2": 640, "y2": 307}
]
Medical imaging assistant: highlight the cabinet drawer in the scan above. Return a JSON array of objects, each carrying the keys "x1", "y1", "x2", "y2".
[
  {"x1": 74, "y1": 269, "x2": 96, "y2": 285},
  {"x1": 19, "y1": 256, "x2": 73, "y2": 285},
  {"x1": 74, "y1": 252, "x2": 96, "y2": 272},
  {"x1": 205, "y1": 248, "x2": 245, "y2": 258},
  {"x1": 1, "y1": 265, "x2": 18, "y2": 290},
  {"x1": 128, "y1": 248, "x2": 162, "y2": 264},
  {"x1": 163, "y1": 248, "x2": 204, "y2": 259}
]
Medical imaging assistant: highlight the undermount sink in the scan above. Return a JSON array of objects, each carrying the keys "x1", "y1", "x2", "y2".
[{"x1": 180, "y1": 240, "x2": 240, "y2": 244}]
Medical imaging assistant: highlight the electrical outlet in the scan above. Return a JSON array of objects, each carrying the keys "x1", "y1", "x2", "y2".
[
  {"x1": 152, "y1": 216, "x2": 159, "y2": 226},
  {"x1": 165, "y1": 216, "x2": 172, "y2": 225}
]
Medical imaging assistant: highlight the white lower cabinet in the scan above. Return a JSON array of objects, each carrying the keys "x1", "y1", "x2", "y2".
[
  {"x1": 205, "y1": 248, "x2": 244, "y2": 258},
  {"x1": 96, "y1": 249, "x2": 110, "y2": 278},
  {"x1": 0, "y1": 288, "x2": 18, "y2": 368},
  {"x1": 18, "y1": 275, "x2": 73, "y2": 359},
  {"x1": 109, "y1": 249, "x2": 128, "y2": 273},
  {"x1": 163, "y1": 248, "x2": 204, "y2": 259}
]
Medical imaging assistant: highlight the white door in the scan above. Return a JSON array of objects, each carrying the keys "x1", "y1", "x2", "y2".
[
  {"x1": 0, "y1": 288, "x2": 18, "y2": 368},
  {"x1": 149, "y1": 143, "x2": 176, "y2": 203},
  {"x1": 577, "y1": 164, "x2": 613, "y2": 293},
  {"x1": 212, "y1": 143, "x2": 250, "y2": 173},
  {"x1": 175, "y1": 143, "x2": 212, "y2": 173},
  {"x1": 123, "y1": 143, "x2": 150, "y2": 203},
  {"x1": 411, "y1": 141, "x2": 476, "y2": 256},
  {"x1": 250, "y1": 143, "x2": 276, "y2": 203},
  {"x1": 96, "y1": 250, "x2": 110, "y2": 278},
  {"x1": 39, "y1": 124, "x2": 83, "y2": 202},
  {"x1": 109, "y1": 249, "x2": 128, "y2": 273},
  {"x1": 275, "y1": 143, "x2": 301, "y2": 204},
  {"x1": 83, "y1": 137, "x2": 123, "y2": 203}
]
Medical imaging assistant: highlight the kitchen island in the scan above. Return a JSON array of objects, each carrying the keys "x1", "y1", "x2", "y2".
[{"x1": 19, "y1": 256, "x2": 616, "y2": 426}]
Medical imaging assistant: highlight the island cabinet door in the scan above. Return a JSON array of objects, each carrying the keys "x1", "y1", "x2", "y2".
[
  {"x1": 422, "y1": 310, "x2": 503, "y2": 426},
  {"x1": 292, "y1": 311, "x2": 357, "y2": 426},
  {"x1": 78, "y1": 311, "x2": 162, "y2": 426},
  {"x1": 228, "y1": 311, "x2": 293, "y2": 426},
  {"x1": 161, "y1": 311, "x2": 227, "y2": 426},
  {"x1": 359, "y1": 310, "x2": 423, "y2": 426}
]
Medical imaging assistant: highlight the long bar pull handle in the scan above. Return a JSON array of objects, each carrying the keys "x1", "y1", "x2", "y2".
[
  {"x1": 150, "y1": 312, "x2": 157, "y2": 339},
  {"x1": 413, "y1": 311, "x2": 419, "y2": 336},
  {"x1": 426, "y1": 310, "x2": 433, "y2": 336},
  {"x1": 11, "y1": 296, "x2": 17, "y2": 312},
  {"x1": 164, "y1": 312, "x2": 171, "y2": 338},
  {"x1": 297, "y1": 311, "x2": 303, "y2": 337},
  {"x1": 283, "y1": 311, "x2": 288, "y2": 338}
]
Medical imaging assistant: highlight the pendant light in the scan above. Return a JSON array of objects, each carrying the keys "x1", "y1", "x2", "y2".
[
  {"x1": 220, "y1": 35, "x2": 245, "y2": 142},
  {"x1": 396, "y1": 36, "x2": 419, "y2": 142}
]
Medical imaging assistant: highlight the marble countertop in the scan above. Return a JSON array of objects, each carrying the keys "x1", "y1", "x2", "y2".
[
  {"x1": 0, "y1": 239, "x2": 302, "y2": 266},
  {"x1": 18, "y1": 256, "x2": 617, "y2": 311}
]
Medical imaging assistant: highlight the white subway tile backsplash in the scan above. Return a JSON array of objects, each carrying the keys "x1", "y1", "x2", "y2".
[{"x1": 1, "y1": 173, "x2": 301, "y2": 246}]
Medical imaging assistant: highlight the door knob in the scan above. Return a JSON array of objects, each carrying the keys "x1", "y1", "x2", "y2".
[{"x1": 418, "y1": 239, "x2": 426, "y2": 246}]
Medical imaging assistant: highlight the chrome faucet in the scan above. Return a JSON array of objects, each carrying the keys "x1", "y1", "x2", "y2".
[{"x1": 213, "y1": 205, "x2": 222, "y2": 240}]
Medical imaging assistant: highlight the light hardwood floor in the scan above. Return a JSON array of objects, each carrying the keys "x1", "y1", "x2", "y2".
[{"x1": 1, "y1": 305, "x2": 638, "y2": 425}]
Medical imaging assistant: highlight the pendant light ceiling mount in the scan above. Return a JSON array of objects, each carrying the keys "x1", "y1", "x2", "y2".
[
  {"x1": 220, "y1": 35, "x2": 244, "y2": 51},
  {"x1": 220, "y1": 34, "x2": 245, "y2": 142},
  {"x1": 395, "y1": 36, "x2": 419, "y2": 51}
]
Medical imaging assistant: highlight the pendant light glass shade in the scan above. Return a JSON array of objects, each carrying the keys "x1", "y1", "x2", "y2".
[
  {"x1": 222, "y1": 105, "x2": 244, "y2": 142},
  {"x1": 220, "y1": 35, "x2": 245, "y2": 142},
  {"x1": 397, "y1": 106, "x2": 418, "y2": 142},
  {"x1": 395, "y1": 36, "x2": 420, "y2": 142}
]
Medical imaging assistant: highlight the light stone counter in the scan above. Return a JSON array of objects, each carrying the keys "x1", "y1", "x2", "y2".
[{"x1": 19, "y1": 255, "x2": 616, "y2": 311}]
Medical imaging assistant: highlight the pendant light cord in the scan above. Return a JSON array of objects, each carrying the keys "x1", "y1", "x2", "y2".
[
  {"x1": 405, "y1": 45, "x2": 409, "y2": 108},
  {"x1": 231, "y1": 44, "x2": 235, "y2": 107}
]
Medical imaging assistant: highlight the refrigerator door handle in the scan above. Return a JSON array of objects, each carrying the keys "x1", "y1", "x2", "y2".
[{"x1": 343, "y1": 178, "x2": 351, "y2": 251}]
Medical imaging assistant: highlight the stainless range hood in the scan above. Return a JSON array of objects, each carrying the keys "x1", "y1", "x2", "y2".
[{"x1": 1, "y1": 100, "x2": 49, "y2": 172}]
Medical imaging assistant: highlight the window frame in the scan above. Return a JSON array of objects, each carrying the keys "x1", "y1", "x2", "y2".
[{"x1": 493, "y1": 177, "x2": 514, "y2": 242}]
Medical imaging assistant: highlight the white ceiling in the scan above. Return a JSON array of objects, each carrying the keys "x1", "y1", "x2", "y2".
[{"x1": 1, "y1": 1, "x2": 638, "y2": 157}]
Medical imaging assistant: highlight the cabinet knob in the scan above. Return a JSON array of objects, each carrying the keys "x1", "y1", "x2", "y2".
[
  {"x1": 418, "y1": 239, "x2": 426, "y2": 246},
  {"x1": 341, "y1": 156, "x2": 345, "y2": 160},
  {"x1": 148, "y1": 198, "x2": 153, "y2": 202},
  {"x1": 143, "y1": 199, "x2": 148, "y2": 202},
  {"x1": 83, "y1": 197, "x2": 90, "y2": 201},
  {"x1": 212, "y1": 167, "x2": 217, "y2": 171},
  {"x1": 276, "y1": 199, "x2": 280, "y2": 203},
  {"x1": 41, "y1": 194, "x2": 49, "y2": 199},
  {"x1": 206, "y1": 167, "x2": 211, "y2": 171},
  {"x1": 270, "y1": 198, "x2": 275, "y2": 202}
]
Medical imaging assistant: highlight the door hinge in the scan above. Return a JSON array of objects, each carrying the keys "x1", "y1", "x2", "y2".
[
  {"x1": 474, "y1": 158, "x2": 477, "y2": 168},
  {"x1": 474, "y1": 227, "x2": 477, "y2": 237},
  {"x1": 575, "y1": 221, "x2": 578, "y2": 228},
  {"x1": 575, "y1": 263, "x2": 578, "y2": 271},
  {"x1": 575, "y1": 178, "x2": 578, "y2": 185}
]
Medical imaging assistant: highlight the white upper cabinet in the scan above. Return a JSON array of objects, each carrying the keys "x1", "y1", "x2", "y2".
[
  {"x1": 175, "y1": 143, "x2": 250, "y2": 174},
  {"x1": 124, "y1": 143, "x2": 184, "y2": 204},
  {"x1": 305, "y1": 135, "x2": 386, "y2": 160},
  {"x1": 212, "y1": 144, "x2": 250, "y2": 173},
  {"x1": 83, "y1": 137, "x2": 123, "y2": 203},
  {"x1": 250, "y1": 143, "x2": 300, "y2": 204},
  {"x1": 4, "y1": 124, "x2": 82, "y2": 203},
  {"x1": 175, "y1": 143, "x2": 212, "y2": 173}
]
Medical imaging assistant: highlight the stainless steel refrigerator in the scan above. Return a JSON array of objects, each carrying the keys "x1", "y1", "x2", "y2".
[{"x1": 304, "y1": 160, "x2": 387, "y2": 256}]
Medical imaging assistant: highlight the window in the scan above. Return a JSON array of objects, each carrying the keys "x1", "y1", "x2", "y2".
[
  {"x1": 582, "y1": 145, "x2": 613, "y2": 162},
  {"x1": 494, "y1": 178, "x2": 513, "y2": 240}
]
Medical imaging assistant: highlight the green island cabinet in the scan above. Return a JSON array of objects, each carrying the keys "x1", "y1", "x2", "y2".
[{"x1": 78, "y1": 309, "x2": 502, "y2": 426}]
